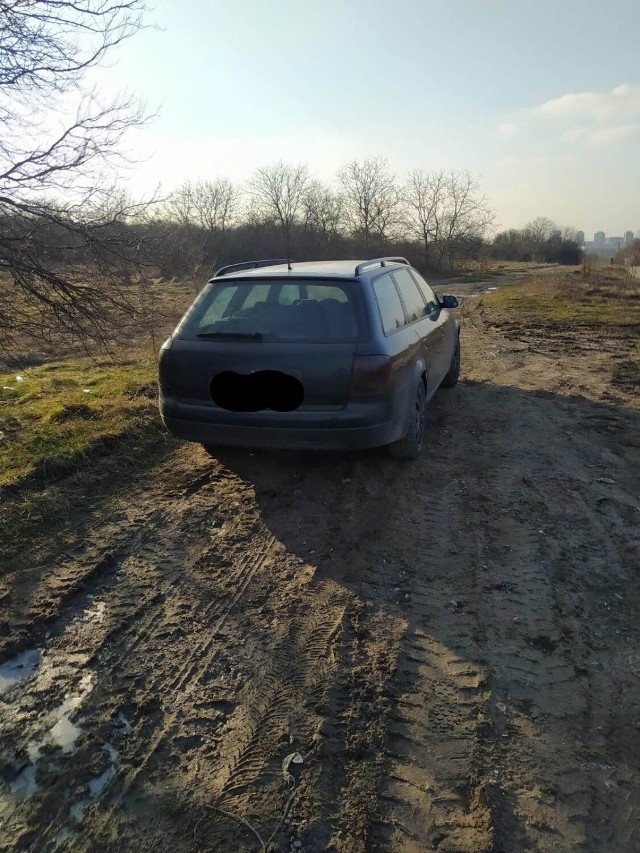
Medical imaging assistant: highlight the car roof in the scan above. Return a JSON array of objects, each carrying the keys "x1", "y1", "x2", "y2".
[{"x1": 211, "y1": 259, "x2": 409, "y2": 281}]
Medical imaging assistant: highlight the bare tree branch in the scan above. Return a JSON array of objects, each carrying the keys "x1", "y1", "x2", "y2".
[{"x1": 0, "y1": 0, "x2": 152, "y2": 353}]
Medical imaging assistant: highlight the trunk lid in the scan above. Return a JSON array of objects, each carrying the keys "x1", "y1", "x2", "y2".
[{"x1": 167, "y1": 339, "x2": 357, "y2": 410}]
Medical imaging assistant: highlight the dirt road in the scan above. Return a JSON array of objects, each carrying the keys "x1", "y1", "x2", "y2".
[{"x1": 1, "y1": 284, "x2": 639, "y2": 852}]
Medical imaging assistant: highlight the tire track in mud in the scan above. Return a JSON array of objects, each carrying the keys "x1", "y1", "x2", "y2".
[
  {"x1": 270, "y1": 438, "x2": 499, "y2": 851},
  {"x1": 378, "y1": 637, "x2": 492, "y2": 853},
  {"x1": 1, "y1": 506, "x2": 185, "y2": 841},
  {"x1": 42, "y1": 511, "x2": 282, "y2": 847},
  {"x1": 184, "y1": 449, "x2": 410, "y2": 849},
  {"x1": 109, "y1": 533, "x2": 280, "y2": 797},
  {"x1": 55, "y1": 456, "x2": 355, "y2": 852},
  {"x1": 364, "y1": 460, "x2": 496, "y2": 853},
  {"x1": 454, "y1": 387, "x2": 640, "y2": 852},
  {"x1": 213, "y1": 585, "x2": 349, "y2": 804},
  {"x1": 0, "y1": 457, "x2": 219, "y2": 663},
  {"x1": 2, "y1": 458, "x2": 253, "y2": 848},
  {"x1": 167, "y1": 533, "x2": 278, "y2": 696}
]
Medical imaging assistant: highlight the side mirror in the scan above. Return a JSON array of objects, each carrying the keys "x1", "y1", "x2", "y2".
[{"x1": 440, "y1": 295, "x2": 459, "y2": 309}]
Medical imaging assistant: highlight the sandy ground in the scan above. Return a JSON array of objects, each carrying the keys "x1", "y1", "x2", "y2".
[{"x1": 1, "y1": 280, "x2": 639, "y2": 852}]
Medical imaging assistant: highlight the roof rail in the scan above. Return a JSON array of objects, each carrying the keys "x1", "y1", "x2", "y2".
[
  {"x1": 211, "y1": 258, "x2": 291, "y2": 279},
  {"x1": 354, "y1": 257, "x2": 410, "y2": 276}
]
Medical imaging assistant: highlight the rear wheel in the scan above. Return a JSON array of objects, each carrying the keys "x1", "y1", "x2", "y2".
[
  {"x1": 389, "y1": 381, "x2": 427, "y2": 459},
  {"x1": 441, "y1": 336, "x2": 460, "y2": 388}
]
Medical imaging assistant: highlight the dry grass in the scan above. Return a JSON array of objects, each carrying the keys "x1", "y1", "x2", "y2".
[
  {"x1": 0, "y1": 276, "x2": 196, "y2": 368},
  {"x1": 477, "y1": 267, "x2": 640, "y2": 328}
]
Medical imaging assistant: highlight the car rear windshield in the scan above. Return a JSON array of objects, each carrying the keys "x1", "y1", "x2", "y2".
[{"x1": 181, "y1": 279, "x2": 362, "y2": 342}]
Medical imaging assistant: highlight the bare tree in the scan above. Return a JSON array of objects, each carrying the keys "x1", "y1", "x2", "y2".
[
  {"x1": 302, "y1": 181, "x2": 343, "y2": 248},
  {"x1": 166, "y1": 179, "x2": 240, "y2": 232},
  {"x1": 521, "y1": 217, "x2": 558, "y2": 262},
  {"x1": 192, "y1": 179, "x2": 240, "y2": 233},
  {"x1": 403, "y1": 169, "x2": 446, "y2": 268},
  {"x1": 436, "y1": 171, "x2": 495, "y2": 269},
  {"x1": 404, "y1": 170, "x2": 494, "y2": 270},
  {"x1": 337, "y1": 157, "x2": 400, "y2": 251},
  {"x1": 0, "y1": 0, "x2": 150, "y2": 354},
  {"x1": 247, "y1": 161, "x2": 311, "y2": 252},
  {"x1": 164, "y1": 183, "x2": 195, "y2": 228},
  {"x1": 523, "y1": 217, "x2": 557, "y2": 244},
  {"x1": 492, "y1": 219, "x2": 581, "y2": 264}
]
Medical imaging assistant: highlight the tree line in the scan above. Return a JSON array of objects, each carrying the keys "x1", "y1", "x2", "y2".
[
  {"x1": 143, "y1": 159, "x2": 496, "y2": 284},
  {"x1": 490, "y1": 217, "x2": 582, "y2": 265},
  {"x1": 144, "y1": 168, "x2": 583, "y2": 282}
]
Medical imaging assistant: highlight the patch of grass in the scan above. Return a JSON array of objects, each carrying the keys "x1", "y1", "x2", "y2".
[
  {"x1": 0, "y1": 350, "x2": 161, "y2": 488},
  {"x1": 478, "y1": 268, "x2": 640, "y2": 328}
]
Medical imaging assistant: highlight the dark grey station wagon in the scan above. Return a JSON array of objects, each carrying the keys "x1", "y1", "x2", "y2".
[{"x1": 159, "y1": 257, "x2": 460, "y2": 458}]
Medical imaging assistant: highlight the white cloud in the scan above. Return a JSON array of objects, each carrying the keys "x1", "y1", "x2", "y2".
[
  {"x1": 532, "y1": 83, "x2": 640, "y2": 122},
  {"x1": 561, "y1": 127, "x2": 588, "y2": 143},
  {"x1": 501, "y1": 84, "x2": 640, "y2": 150},
  {"x1": 498, "y1": 121, "x2": 519, "y2": 136},
  {"x1": 560, "y1": 123, "x2": 639, "y2": 147},
  {"x1": 585, "y1": 124, "x2": 639, "y2": 147}
]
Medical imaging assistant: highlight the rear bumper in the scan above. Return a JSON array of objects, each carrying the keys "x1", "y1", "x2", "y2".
[{"x1": 161, "y1": 413, "x2": 401, "y2": 450}]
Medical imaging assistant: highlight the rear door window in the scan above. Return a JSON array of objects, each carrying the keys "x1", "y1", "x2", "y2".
[
  {"x1": 277, "y1": 283, "x2": 301, "y2": 305},
  {"x1": 183, "y1": 279, "x2": 360, "y2": 341},
  {"x1": 410, "y1": 271, "x2": 441, "y2": 314},
  {"x1": 392, "y1": 268, "x2": 427, "y2": 322},
  {"x1": 372, "y1": 272, "x2": 407, "y2": 335},
  {"x1": 239, "y1": 283, "x2": 271, "y2": 310}
]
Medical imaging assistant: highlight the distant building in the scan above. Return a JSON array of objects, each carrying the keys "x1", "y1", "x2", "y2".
[
  {"x1": 625, "y1": 230, "x2": 635, "y2": 245},
  {"x1": 594, "y1": 231, "x2": 605, "y2": 246},
  {"x1": 576, "y1": 230, "x2": 585, "y2": 245}
]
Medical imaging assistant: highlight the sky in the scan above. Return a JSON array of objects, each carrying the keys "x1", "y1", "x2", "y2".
[{"x1": 89, "y1": 0, "x2": 640, "y2": 237}]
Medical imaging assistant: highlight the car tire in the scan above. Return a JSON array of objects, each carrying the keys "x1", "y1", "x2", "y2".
[
  {"x1": 440, "y1": 336, "x2": 460, "y2": 388},
  {"x1": 389, "y1": 380, "x2": 427, "y2": 459}
]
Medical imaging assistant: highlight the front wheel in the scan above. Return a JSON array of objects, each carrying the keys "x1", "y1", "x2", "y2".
[
  {"x1": 441, "y1": 337, "x2": 460, "y2": 388},
  {"x1": 389, "y1": 381, "x2": 427, "y2": 459}
]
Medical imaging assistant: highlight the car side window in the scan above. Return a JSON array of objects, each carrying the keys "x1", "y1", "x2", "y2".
[
  {"x1": 392, "y1": 269, "x2": 427, "y2": 322},
  {"x1": 239, "y1": 283, "x2": 271, "y2": 310},
  {"x1": 372, "y1": 272, "x2": 406, "y2": 335},
  {"x1": 410, "y1": 270, "x2": 440, "y2": 314},
  {"x1": 277, "y1": 283, "x2": 301, "y2": 305}
]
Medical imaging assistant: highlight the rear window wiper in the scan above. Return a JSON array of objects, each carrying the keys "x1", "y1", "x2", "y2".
[{"x1": 196, "y1": 331, "x2": 263, "y2": 340}]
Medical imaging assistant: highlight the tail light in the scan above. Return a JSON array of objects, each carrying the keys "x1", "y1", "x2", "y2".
[
  {"x1": 158, "y1": 338, "x2": 174, "y2": 387},
  {"x1": 350, "y1": 355, "x2": 392, "y2": 395}
]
